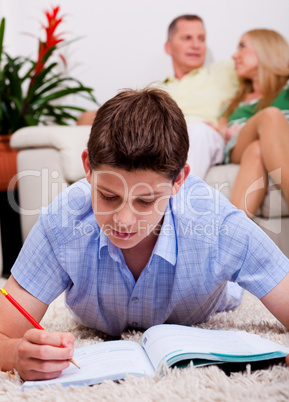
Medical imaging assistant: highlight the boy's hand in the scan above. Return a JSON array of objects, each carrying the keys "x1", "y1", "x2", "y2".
[
  {"x1": 15, "y1": 329, "x2": 75, "y2": 381},
  {"x1": 286, "y1": 355, "x2": 289, "y2": 367}
]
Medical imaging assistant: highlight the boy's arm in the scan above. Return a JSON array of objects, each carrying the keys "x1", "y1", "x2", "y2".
[
  {"x1": 0, "y1": 275, "x2": 75, "y2": 380},
  {"x1": 260, "y1": 272, "x2": 289, "y2": 329},
  {"x1": 261, "y1": 272, "x2": 289, "y2": 368}
]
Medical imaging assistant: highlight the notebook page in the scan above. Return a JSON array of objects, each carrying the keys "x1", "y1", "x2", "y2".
[
  {"x1": 142, "y1": 325, "x2": 289, "y2": 370},
  {"x1": 22, "y1": 340, "x2": 155, "y2": 390}
]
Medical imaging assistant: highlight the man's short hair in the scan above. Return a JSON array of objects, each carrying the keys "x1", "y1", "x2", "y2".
[
  {"x1": 87, "y1": 88, "x2": 189, "y2": 181},
  {"x1": 168, "y1": 14, "x2": 204, "y2": 40}
]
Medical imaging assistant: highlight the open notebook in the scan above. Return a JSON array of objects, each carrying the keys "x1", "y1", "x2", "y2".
[{"x1": 21, "y1": 324, "x2": 289, "y2": 390}]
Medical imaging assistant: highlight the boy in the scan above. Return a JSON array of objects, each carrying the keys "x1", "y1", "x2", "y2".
[{"x1": 0, "y1": 88, "x2": 288, "y2": 380}]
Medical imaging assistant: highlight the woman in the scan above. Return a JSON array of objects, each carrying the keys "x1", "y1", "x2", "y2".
[{"x1": 220, "y1": 29, "x2": 289, "y2": 218}]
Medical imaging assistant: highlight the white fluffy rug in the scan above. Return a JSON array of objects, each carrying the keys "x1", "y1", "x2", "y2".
[{"x1": 0, "y1": 276, "x2": 289, "y2": 402}]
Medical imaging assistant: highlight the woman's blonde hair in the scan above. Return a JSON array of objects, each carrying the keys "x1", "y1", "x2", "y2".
[{"x1": 224, "y1": 29, "x2": 289, "y2": 117}]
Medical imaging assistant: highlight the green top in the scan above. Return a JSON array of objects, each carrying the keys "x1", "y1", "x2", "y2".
[
  {"x1": 228, "y1": 82, "x2": 289, "y2": 126},
  {"x1": 224, "y1": 81, "x2": 289, "y2": 163}
]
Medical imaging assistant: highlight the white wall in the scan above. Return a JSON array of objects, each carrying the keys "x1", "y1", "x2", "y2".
[{"x1": 2, "y1": 0, "x2": 289, "y2": 109}]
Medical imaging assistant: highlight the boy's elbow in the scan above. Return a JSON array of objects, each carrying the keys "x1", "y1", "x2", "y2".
[{"x1": 260, "y1": 272, "x2": 289, "y2": 330}]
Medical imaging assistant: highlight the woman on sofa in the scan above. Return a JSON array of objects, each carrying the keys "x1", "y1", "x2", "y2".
[{"x1": 218, "y1": 28, "x2": 289, "y2": 218}]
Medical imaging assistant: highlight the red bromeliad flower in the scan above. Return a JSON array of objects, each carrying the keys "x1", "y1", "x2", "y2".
[
  {"x1": 0, "y1": 5, "x2": 97, "y2": 134},
  {"x1": 33, "y1": 5, "x2": 65, "y2": 76}
]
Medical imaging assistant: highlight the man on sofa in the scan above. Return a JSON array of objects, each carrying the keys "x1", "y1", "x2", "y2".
[
  {"x1": 160, "y1": 14, "x2": 239, "y2": 178},
  {"x1": 77, "y1": 14, "x2": 239, "y2": 179}
]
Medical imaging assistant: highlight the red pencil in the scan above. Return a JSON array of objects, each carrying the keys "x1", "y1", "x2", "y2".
[{"x1": 0, "y1": 288, "x2": 80, "y2": 369}]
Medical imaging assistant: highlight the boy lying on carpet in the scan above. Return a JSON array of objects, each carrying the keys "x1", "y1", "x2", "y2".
[{"x1": 0, "y1": 88, "x2": 288, "y2": 380}]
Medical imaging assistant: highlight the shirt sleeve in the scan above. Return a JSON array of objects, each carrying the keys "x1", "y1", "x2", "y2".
[
  {"x1": 215, "y1": 60, "x2": 239, "y2": 96},
  {"x1": 214, "y1": 208, "x2": 289, "y2": 298},
  {"x1": 11, "y1": 211, "x2": 71, "y2": 304}
]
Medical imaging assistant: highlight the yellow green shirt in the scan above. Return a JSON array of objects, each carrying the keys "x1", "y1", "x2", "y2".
[{"x1": 158, "y1": 60, "x2": 239, "y2": 125}]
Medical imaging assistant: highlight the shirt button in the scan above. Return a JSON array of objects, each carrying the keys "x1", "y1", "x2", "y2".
[
  {"x1": 132, "y1": 297, "x2": 139, "y2": 303},
  {"x1": 131, "y1": 322, "x2": 138, "y2": 326}
]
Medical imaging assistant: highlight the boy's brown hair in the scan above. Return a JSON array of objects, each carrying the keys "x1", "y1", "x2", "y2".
[{"x1": 87, "y1": 87, "x2": 189, "y2": 181}]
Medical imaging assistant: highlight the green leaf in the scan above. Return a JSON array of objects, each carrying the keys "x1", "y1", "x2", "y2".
[
  {"x1": 36, "y1": 76, "x2": 78, "y2": 94},
  {"x1": 49, "y1": 105, "x2": 88, "y2": 112},
  {"x1": 0, "y1": 14, "x2": 99, "y2": 133},
  {"x1": 32, "y1": 86, "x2": 97, "y2": 105},
  {"x1": 25, "y1": 62, "x2": 59, "y2": 102},
  {"x1": 0, "y1": 18, "x2": 5, "y2": 65}
]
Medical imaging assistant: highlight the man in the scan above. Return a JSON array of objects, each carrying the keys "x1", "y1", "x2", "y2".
[
  {"x1": 158, "y1": 14, "x2": 239, "y2": 178},
  {"x1": 78, "y1": 15, "x2": 239, "y2": 178}
]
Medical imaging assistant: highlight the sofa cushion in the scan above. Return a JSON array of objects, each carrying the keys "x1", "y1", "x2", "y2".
[
  {"x1": 11, "y1": 126, "x2": 90, "y2": 183},
  {"x1": 205, "y1": 164, "x2": 288, "y2": 218}
]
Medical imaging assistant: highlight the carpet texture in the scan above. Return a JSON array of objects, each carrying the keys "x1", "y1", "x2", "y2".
[{"x1": 0, "y1": 276, "x2": 288, "y2": 401}]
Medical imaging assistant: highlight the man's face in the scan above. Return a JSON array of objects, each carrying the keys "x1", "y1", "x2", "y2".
[
  {"x1": 84, "y1": 163, "x2": 180, "y2": 250},
  {"x1": 165, "y1": 19, "x2": 206, "y2": 79}
]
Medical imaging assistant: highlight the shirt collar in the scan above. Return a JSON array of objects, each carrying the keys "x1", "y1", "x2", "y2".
[
  {"x1": 163, "y1": 67, "x2": 202, "y2": 83},
  {"x1": 99, "y1": 229, "x2": 122, "y2": 263},
  {"x1": 151, "y1": 202, "x2": 177, "y2": 266}
]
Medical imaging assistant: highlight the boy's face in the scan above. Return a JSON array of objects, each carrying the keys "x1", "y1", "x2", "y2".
[{"x1": 82, "y1": 151, "x2": 189, "y2": 250}]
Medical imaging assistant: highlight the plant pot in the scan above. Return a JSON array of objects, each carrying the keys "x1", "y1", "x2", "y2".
[
  {"x1": 0, "y1": 134, "x2": 18, "y2": 191},
  {"x1": 0, "y1": 134, "x2": 21, "y2": 276}
]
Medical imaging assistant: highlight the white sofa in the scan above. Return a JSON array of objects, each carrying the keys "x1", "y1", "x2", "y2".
[{"x1": 10, "y1": 126, "x2": 289, "y2": 258}]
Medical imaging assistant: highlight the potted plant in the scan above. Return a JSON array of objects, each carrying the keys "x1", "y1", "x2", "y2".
[
  {"x1": 0, "y1": 5, "x2": 98, "y2": 190},
  {"x1": 0, "y1": 5, "x2": 99, "y2": 276}
]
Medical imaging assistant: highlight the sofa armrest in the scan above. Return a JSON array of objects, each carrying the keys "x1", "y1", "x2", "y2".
[
  {"x1": 11, "y1": 126, "x2": 91, "y2": 241},
  {"x1": 205, "y1": 164, "x2": 239, "y2": 199},
  {"x1": 11, "y1": 126, "x2": 91, "y2": 183},
  {"x1": 205, "y1": 164, "x2": 288, "y2": 218}
]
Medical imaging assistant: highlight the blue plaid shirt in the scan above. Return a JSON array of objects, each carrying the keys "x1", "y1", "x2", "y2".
[{"x1": 12, "y1": 175, "x2": 289, "y2": 336}]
